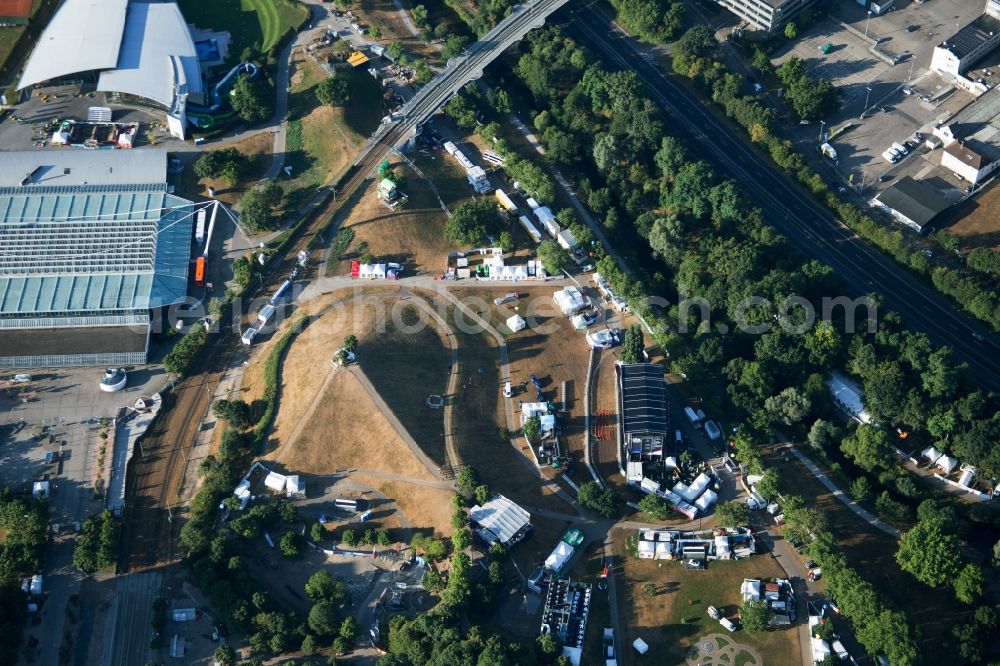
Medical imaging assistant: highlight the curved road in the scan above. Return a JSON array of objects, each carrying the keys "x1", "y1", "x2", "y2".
[{"x1": 569, "y1": 1, "x2": 1000, "y2": 391}]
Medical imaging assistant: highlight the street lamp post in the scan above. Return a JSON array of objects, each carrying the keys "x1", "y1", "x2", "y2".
[
  {"x1": 861, "y1": 85, "x2": 872, "y2": 119},
  {"x1": 864, "y1": 10, "x2": 873, "y2": 41},
  {"x1": 819, "y1": 120, "x2": 826, "y2": 143}
]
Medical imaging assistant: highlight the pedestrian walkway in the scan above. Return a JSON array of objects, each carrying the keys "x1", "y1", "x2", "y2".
[{"x1": 787, "y1": 445, "x2": 901, "y2": 539}]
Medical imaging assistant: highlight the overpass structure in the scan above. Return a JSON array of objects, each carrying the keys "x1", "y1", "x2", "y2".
[{"x1": 356, "y1": 0, "x2": 571, "y2": 165}]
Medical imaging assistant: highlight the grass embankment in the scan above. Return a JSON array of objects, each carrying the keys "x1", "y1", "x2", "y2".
[{"x1": 282, "y1": 58, "x2": 383, "y2": 209}]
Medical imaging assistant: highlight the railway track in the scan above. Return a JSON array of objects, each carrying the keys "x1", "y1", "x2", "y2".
[{"x1": 119, "y1": 126, "x2": 406, "y2": 571}]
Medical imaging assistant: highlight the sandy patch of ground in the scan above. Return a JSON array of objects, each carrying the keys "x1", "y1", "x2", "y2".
[
  {"x1": 271, "y1": 368, "x2": 435, "y2": 482},
  {"x1": 353, "y1": 475, "x2": 455, "y2": 538}
]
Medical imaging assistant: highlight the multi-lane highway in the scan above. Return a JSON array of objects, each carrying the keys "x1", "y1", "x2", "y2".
[{"x1": 568, "y1": 1, "x2": 1000, "y2": 391}]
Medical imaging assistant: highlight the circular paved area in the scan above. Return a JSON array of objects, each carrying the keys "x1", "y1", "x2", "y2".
[{"x1": 685, "y1": 633, "x2": 762, "y2": 666}]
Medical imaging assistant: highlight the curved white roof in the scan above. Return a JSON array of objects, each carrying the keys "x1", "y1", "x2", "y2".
[
  {"x1": 98, "y1": 3, "x2": 202, "y2": 107},
  {"x1": 18, "y1": 0, "x2": 129, "y2": 90}
]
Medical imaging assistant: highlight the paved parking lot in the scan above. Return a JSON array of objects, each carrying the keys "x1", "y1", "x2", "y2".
[{"x1": 770, "y1": 1, "x2": 991, "y2": 196}]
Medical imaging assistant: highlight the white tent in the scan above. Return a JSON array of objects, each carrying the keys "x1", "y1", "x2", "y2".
[
  {"x1": 553, "y1": 287, "x2": 587, "y2": 315},
  {"x1": 812, "y1": 638, "x2": 832, "y2": 663},
  {"x1": 358, "y1": 263, "x2": 387, "y2": 279},
  {"x1": 958, "y1": 466, "x2": 976, "y2": 488},
  {"x1": 671, "y1": 480, "x2": 691, "y2": 501},
  {"x1": 561, "y1": 647, "x2": 582, "y2": 666},
  {"x1": 715, "y1": 535, "x2": 732, "y2": 560},
  {"x1": 654, "y1": 542, "x2": 671, "y2": 559},
  {"x1": 632, "y1": 638, "x2": 649, "y2": 655},
  {"x1": 637, "y1": 540, "x2": 655, "y2": 559},
  {"x1": 32, "y1": 481, "x2": 49, "y2": 499},
  {"x1": 627, "y1": 461, "x2": 645, "y2": 482},
  {"x1": 694, "y1": 488, "x2": 718, "y2": 512},
  {"x1": 664, "y1": 456, "x2": 678, "y2": 469},
  {"x1": 285, "y1": 475, "x2": 304, "y2": 498},
  {"x1": 741, "y1": 578, "x2": 761, "y2": 601},
  {"x1": 687, "y1": 473, "x2": 712, "y2": 500},
  {"x1": 545, "y1": 541, "x2": 575, "y2": 572},
  {"x1": 264, "y1": 471, "x2": 287, "y2": 493},
  {"x1": 506, "y1": 314, "x2": 526, "y2": 332},
  {"x1": 937, "y1": 455, "x2": 959, "y2": 474},
  {"x1": 922, "y1": 446, "x2": 944, "y2": 464}
]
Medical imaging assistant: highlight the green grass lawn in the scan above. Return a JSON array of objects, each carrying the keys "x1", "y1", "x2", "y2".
[
  {"x1": 281, "y1": 60, "x2": 378, "y2": 210},
  {"x1": 0, "y1": 26, "x2": 25, "y2": 73},
  {"x1": 178, "y1": 0, "x2": 307, "y2": 57}
]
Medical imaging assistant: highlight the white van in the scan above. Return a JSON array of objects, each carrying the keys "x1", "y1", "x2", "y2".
[
  {"x1": 12, "y1": 374, "x2": 32, "y2": 383},
  {"x1": 503, "y1": 380, "x2": 512, "y2": 398},
  {"x1": 831, "y1": 640, "x2": 849, "y2": 660},
  {"x1": 241, "y1": 327, "x2": 258, "y2": 346},
  {"x1": 719, "y1": 618, "x2": 737, "y2": 632},
  {"x1": 892, "y1": 141, "x2": 908, "y2": 156}
]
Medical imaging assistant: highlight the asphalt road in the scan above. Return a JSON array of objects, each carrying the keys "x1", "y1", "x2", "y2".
[{"x1": 567, "y1": 1, "x2": 1000, "y2": 392}]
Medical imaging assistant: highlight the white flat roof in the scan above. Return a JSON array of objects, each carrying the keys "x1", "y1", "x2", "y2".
[
  {"x1": 0, "y1": 148, "x2": 168, "y2": 187},
  {"x1": 19, "y1": 0, "x2": 129, "y2": 89},
  {"x1": 98, "y1": 3, "x2": 202, "y2": 107}
]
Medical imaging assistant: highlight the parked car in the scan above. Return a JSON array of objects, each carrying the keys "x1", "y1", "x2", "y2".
[
  {"x1": 586, "y1": 329, "x2": 619, "y2": 350},
  {"x1": 719, "y1": 618, "x2": 737, "y2": 632},
  {"x1": 707, "y1": 606, "x2": 722, "y2": 620},
  {"x1": 11, "y1": 374, "x2": 32, "y2": 383},
  {"x1": 503, "y1": 380, "x2": 512, "y2": 398}
]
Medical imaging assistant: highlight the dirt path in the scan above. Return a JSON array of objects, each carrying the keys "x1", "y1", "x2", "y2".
[{"x1": 787, "y1": 445, "x2": 901, "y2": 538}]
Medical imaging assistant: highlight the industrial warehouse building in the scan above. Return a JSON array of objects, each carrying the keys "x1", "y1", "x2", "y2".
[
  {"x1": 17, "y1": 0, "x2": 203, "y2": 138},
  {"x1": 0, "y1": 149, "x2": 195, "y2": 368},
  {"x1": 617, "y1": 363, "x2": 671, "y2": 479}
]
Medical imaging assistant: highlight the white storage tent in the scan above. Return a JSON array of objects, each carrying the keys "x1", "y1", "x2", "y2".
[
  {"x1": 545, "y1": 541, "x2": 574, "y2": 572},
  {"x1": 694, "y1": 488, "x2": 718, "y2": 512},
  {"x1": 922, "y1": 446, "x2": 944, "y2": 465},
  {"x1": 687, "y1": 473, "x2": 712, "y2": 500},
  {"x1": 358, "y1": 263, "x2": 387, "y2": 279},
  {"x1": 741, "y1": 579, "x2": 761, "y2": 601},
  {"x1": 506, "y1": 314, "x2": 526, "y2": 332},
  {"x1": 937, "y1": 455, "x2": 959, "y2": 474},
  {"x1": 553, "y1": 287, "x2": 587, "y2": 315},
  {"x1": 637, "y1": 540, "x2": 655, "y2": 559},
  {"x1": 264, "y1": 471, "x2": 287, "y2": 493}
]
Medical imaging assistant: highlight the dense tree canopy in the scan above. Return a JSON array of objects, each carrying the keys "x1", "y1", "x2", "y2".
[
  {"x1": 444, "y1": 198, "x2": 503, "y2": 246},
  {"x1": 231, "y1": 74, "x2": 275, "y2": 124},
  {"x1": 896, "y1": 518, "x2": 961, "y2": 587}
]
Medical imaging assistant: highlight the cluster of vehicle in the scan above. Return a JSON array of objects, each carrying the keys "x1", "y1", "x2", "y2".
[
  {"x1": 707, "y1": 605, "x2": 738, "y2": 632},
  {"x1": 881, "y1": 139, "x2": 913, "y2": 164}
]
